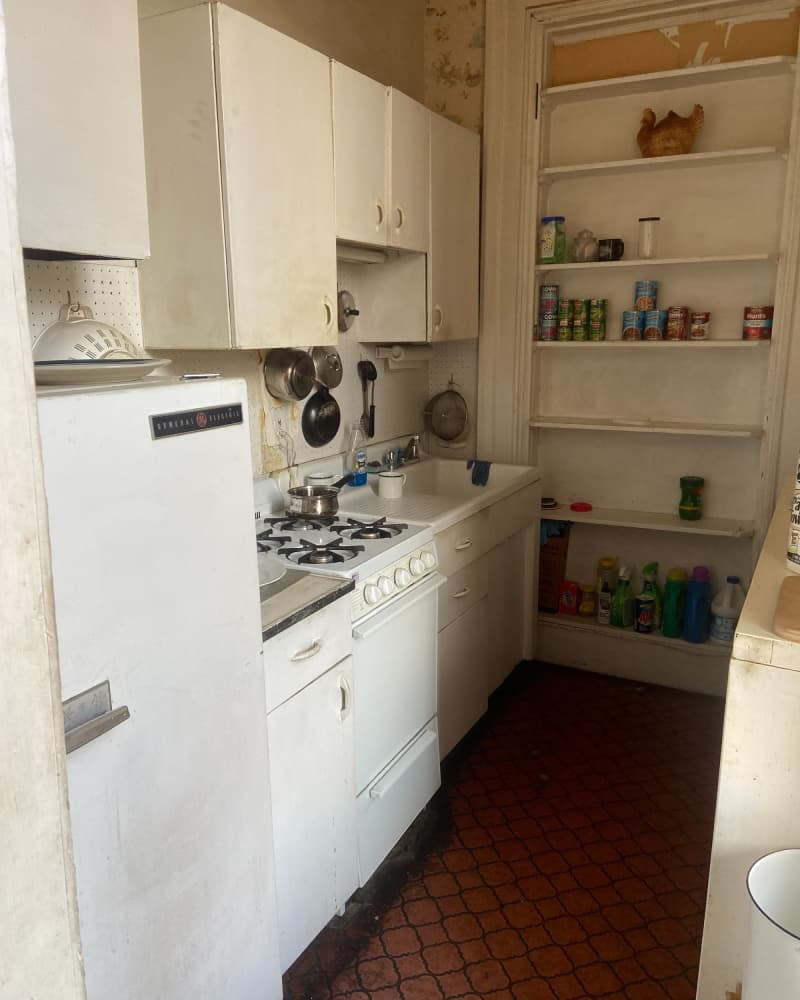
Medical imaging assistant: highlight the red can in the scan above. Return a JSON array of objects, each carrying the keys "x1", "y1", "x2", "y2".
[
  {"x1": 635, "y1": 595, "x2": 655, "y2": 633},
  {"x1": 743, "y1": 305, "x2": 774, "y2": 340},
  {"x1": 558, "y1": 580, "x2": 580, "y2": 616},
  {"x1": 666, "y1": 306, "x2": 689, "y2": 340}
]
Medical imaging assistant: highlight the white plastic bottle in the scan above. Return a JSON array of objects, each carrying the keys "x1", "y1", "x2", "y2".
[{"x1": 709, "y1": 575, "x2": 747, "y2": 643}]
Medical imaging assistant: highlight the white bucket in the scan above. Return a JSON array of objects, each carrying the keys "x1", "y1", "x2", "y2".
[{"x1": 743, "y1": 849, "x2": 800, "y2": 998}]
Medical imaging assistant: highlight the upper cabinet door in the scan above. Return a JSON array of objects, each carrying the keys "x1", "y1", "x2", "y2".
[
  {"x1": 5, "y1": 0, "x2": 149, "y2": 258},
  {"x1": 332, "y1": 63, "x2": 388, "y2": 246},
  {"x1": 216, "y1": 7, "x2": 336, "y2": 348},
  {"x1": 388, "y1": 90, "x2": 430, "y2": 253},
  {"x1": 430, "y1": 114, "x2": 480, "y2": 341}
]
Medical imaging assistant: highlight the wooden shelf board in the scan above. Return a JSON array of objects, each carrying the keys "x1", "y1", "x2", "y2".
[
  {"x1": 530, "y1": 416, "x2": 763, "y2": 438},
  {"x1": 533, "y1": 339, "x2": 770, "y2": 350},
  {"x1": 541, "y1": 504, "x2": 754, "y2": 538},
  {"x1": 535, "y1": 253, "x2": 775, "y2": 273},
  {"x1": 543, "y1": 56, "x2": 796, "y2": 106},
  {"x1": 538, "y1": 612, "x2": 732, "y2": 658},
  {"x1": 540, "y1": 146, "x2": 785, "y2": 181}
]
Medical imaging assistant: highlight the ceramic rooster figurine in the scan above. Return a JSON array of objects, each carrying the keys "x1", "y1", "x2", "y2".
[{"x1": 637, "y1": 104, "x2": 704, "y2": 157}]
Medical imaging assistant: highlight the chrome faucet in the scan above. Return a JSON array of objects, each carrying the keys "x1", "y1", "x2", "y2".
[{"x1": 404, "y1": 435, "x2": 421, "y2": 462}]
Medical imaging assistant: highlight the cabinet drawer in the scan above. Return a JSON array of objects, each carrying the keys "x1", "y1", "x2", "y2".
[
  {"x1": 264, "y1": 598, "x2": 352, "y2": 712},
  {"x1": 488, "y1": 483, "x2": 541, "y2": 544},
  {"x1": 436, "y1": 508, "x2": 491, "y2": 577},
  {"x1": 438, "y1": 554, "x2": 489, "y2": 631}
]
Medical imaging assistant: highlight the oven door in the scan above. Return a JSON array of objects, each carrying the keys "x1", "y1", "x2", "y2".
[{"x1": 352, "y1": 572, "x2": 445, "y2": 793}]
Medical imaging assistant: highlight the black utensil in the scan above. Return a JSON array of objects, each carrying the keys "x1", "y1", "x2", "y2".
[
  {"x1": 301, "y1": 387, "x2": 341, "y2": 447},
  {"x1": 357, "y1": 359, "x2": 378, "y2": 438}
]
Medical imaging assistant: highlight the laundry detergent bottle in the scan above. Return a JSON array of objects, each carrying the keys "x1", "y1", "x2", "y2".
[{"x1": 710, "y1": 576, "x2": 746, "y2": 643}]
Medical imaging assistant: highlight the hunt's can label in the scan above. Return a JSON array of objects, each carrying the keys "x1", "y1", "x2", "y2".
[
  {"x1": 572, "y1": 299, "x2": 590, "y2": 340},
  {"x1": 635, "y1": 595, "x2": 655, "y2": 633},
  {"x1": 634, "y1": 280, "x2": 658, "y2": 311},
  {"x1": 666, "y1": 306, "x2": 690, "y2": 340},
  {"x1": 690, "y1": 311, "x2": 711, "y2": 340},
  {"x1": 622, "y1": 310, "x2": 643, "y2": 340},
  {"x1": 743, "y1": 306, "x2": 774, "y2": 340}
]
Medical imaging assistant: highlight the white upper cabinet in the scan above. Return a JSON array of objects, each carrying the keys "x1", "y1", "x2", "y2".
[
  {"x1": 388, "y1": 90, "x2": 430, "y2": 252},
  {"x1": 138, "y1": 3, "x2": 336, "y2": 350},
  {"x1": 429, "y1": 114, "x2": 480, "y2": 341},
  {"x1": 5, "y1": 0, "x2": 149, "y2": 258},
  {"x1": 332, "y1": 63, "x2": 388, "y2": 246}
]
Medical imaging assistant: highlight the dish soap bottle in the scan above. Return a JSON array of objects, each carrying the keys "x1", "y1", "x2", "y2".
[
  {"x1": 345, "y1": 422, "x2": 365, "y2": 485},
  {"x1": 710, "y1": 575, "x2": 746, "y2": 643},
  {"x1": 641, "y1": 562, "x2": 663, "y2": 630},
  {"x1": 610, "y1": 566, "x2": 634, "y2": 628}
]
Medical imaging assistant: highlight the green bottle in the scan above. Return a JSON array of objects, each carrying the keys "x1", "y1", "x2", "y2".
[
  {"x1": 662, "y1": 567, "x2": 688, "y2": 638},
  {"x1": 610, "y1": 566, "x2": 634, "y2": 628},
  {"x1": 641, "y1": 562, "x2": 663, "y2": 630}
]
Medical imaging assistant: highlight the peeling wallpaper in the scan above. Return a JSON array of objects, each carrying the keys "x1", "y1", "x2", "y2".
[
  {"x1": 550, "y1": 11, "x2": 800, "y2": 86},
  {"x1": 424, "y1": 0, "x2": 486, "y2": 134}
]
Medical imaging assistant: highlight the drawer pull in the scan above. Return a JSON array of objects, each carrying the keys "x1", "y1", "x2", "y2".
[
  {"x1": 290, "y1": 640, "x2": 322, "y2": 662},
  {"x1": 454, "y1": 539, "x2": 473, "y2": 551},
  {"x1": 453, "y1": 587, "x2": 471, "y2": 599}
]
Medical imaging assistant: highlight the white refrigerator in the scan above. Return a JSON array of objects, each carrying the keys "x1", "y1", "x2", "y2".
[{"x1": 36, "y1": 376, "x2": 282, "y2": 1000}]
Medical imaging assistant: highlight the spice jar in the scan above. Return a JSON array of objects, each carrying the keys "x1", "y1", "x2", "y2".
[
  {"x1": 637, "y1": 216, "x2": 660, "y2": 259},
  {"x1": 679, "y1": 476, "x2": 704, "y2": 521},
  {"x1": 578, "y1": 584, "x2": 597, "y2": 617},
  {"x1": 539, "y1": 216, "x2": 566, "y2": 264}
]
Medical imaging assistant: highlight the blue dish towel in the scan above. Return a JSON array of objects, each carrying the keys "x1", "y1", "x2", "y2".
[{"x1": 467, "y1": 459, "x2": 492, "y2": 487}]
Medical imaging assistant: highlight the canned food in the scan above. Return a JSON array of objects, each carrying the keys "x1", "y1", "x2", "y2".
[
  {"x1": 635, "y1": 595, "x2": 655, "y2": 633},
  {"x1": 634, "y1": 280, "x2": 658, "y2": 311},
  {"x1": 589, "y1": 299, "x2": 607, "y2": 340},
  {"x1": 666, "y1": 305, "x2": 690, "y2": 340},
  {"x1": 539, "y1": 284, "x2": 559, "y2": 311},
  {"x1": 557, "y1": 298, "x2": 574, "y2": 341},
  {"x1": 622, "y1": 309, "x2": 644, "y2": 341},
  {"x1": 643, "y1": 309, "x2": 667, "y2": 340},
  {"x1": 572, "y1": 299, "x2": 590, "y2": 341},
  {"x1": 743, "y1": 305, "x2": 774, "y2": 340},
  {"x1": 539, "y1": 310, "x2": 557, "y2": 341},
  {"x1": 690, "y1": 311, "x2": 711, "y2": 340}
]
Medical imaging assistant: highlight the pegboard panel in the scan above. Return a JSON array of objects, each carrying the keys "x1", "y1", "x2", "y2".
[
  {"x1": 24, "y1": 260, "x2": 143, "y2": 347},
  {"x1": 428, "y1": 338, "x2": 478, "y2": 394}
]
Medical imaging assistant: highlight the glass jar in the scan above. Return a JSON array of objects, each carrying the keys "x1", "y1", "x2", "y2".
[
  {"x1": 539, "y1": 215, "x2": 566, "y2": 264},
  {"x1": 637, "y1": 216, "x2": 660, "y2": 259},
  {"x1": 679, "y1": 476, "x2": 704, "y2": 521},
  {"x1": 578, "y1": 584, "x2": 597, "y2": 617}
]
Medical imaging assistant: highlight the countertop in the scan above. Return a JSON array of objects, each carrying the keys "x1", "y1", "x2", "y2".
[
  {"x1": 733, "y1": 481, "x2": 800, "y2": 670},
  {"x1": 260, "y1": 570, "x2": 354, "y2": 642}
]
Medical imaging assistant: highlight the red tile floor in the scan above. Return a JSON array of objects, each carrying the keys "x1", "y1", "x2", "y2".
[{"x1": 283, "y1": 662, "x2": 725, "y2": 1000}]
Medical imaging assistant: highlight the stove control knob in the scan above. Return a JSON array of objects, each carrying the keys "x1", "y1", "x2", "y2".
[
  {"x1": 364, "y1": 583, "x2": 381, "y2": 605},
  {"x1": 410, "y1": 556, "x2": 425, "y2": 577},
  {"x1": 394, "y1": 567, "x2": 412, "y2": 588},
  {"x1": 420, "y1": 550, "x2": 437, "y2": 570},
  {"x1": 377, "y1": 575, "x2": 395, "y2": 596}
]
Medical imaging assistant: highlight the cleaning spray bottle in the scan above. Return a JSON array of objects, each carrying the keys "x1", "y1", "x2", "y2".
[{"x1": 641, "y1": 562, "x2": 663, "y2": 631}]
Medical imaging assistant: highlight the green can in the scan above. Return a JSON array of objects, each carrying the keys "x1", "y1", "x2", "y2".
[
  {"x1": 572, "y1": 299, "x2": 590, "y2": 340},
  {"x1": 679, "y1": 476, "x2": 704, "y2": 521},
  {"x1": 589, "y1": 298, "x2": 607, "y2": 340},
  {"x1": 557, "y1": 298, "x2": 574, "y2": 341}
]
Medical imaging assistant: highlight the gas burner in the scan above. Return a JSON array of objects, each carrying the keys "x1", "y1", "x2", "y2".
[
  {"x1": 263, "y1": 515, "x2": 335, "y2": 533},
  {"x1": 256, "y1": 528, "x2": 291, "y2": 553},
  {"x1": 330, "y1": 516, "x2": 409, "y2": 541},
  {"x1": 277, "y1": 538, "x2": 365, "y2": 566}
]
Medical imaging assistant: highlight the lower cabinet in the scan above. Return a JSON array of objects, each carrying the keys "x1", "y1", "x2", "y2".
[
  {"x1": 487, "y1": 530, "x2": 534, "y2": 692},
  {"x1": 267, "y1": 655, "x2": 358, "y2": 972},
  {"x1": 438, "y1": 593, "x2": 489, "y2": 760}
]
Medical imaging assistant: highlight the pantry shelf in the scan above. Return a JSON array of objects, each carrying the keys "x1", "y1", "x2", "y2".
[
  {"x1": 532, "y1": 339, "x2": 771, "y2": 350},
  {"x1": 539, "y1": 146, "x2": 785, "y2": 182},
  {"x1": 538, "y1": 612, "x2": 732, "y2": 658},
  {"x1": 530, "y1": 415, "x2": 763, "y2": 438},
  {"x1": 542, "y1": 504, "x2": 754, "y2": 539},
  {"x1": 542, "y1": 55, "x2": 796, "y2": 107},
  {"x1": 535, "y1": 253, "x2": 776, "y2": 273}
]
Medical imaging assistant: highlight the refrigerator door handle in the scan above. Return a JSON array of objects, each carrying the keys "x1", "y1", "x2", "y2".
[{"x1": 65, "y1": 706, "x2": 130, "y2": 754}]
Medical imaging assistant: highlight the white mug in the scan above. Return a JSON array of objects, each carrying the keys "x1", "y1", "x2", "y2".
[
  {"x1": 305, "y1": 471, "x2": 336, "y2": 487},
  {"x1": 378, "y1": 471, "x2": 406, "y2": 499}
]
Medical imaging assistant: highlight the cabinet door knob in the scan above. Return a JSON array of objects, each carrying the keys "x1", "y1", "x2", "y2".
[
  {"x1": 433, "y1": 305, "x2": 444, "y2": 332},
  {"x1": 394, "y1": 205, "x2": 404, "y2": 230},
  {"x1": 323, "y1": 298, "x2": 333, "y2": 329},
  {"x1": 376, "y1": 199, "x2": 385, "y2": 229},
  {"x1": 290, "y1": 640, "x2": 322, "y2": 662}
]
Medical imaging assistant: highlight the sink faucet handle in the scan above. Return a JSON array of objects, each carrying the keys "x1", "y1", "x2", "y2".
[{"x1": 405, "y1": 435, "x2": 421, "y2": 461}]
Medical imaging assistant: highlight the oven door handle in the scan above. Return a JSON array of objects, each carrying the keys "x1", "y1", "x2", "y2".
[{"x1": 352, "y1": 573, "x2": 446, "y2": 640}]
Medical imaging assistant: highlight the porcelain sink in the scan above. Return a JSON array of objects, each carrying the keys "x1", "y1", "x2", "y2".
[{"x1": 401, "y1": 458, "x2": 532, "y2": 499}]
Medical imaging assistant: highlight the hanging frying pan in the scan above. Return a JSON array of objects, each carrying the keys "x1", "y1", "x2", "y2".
[{"x1": 301, "y1": 386, "x2": 341, "y2": 447}]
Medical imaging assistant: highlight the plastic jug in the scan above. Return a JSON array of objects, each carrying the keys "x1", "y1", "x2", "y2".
[
  {"x1": 662, "y1": 567, "x2": 687, "y2": 638},
  {"x1": 684, "y1": 566, "x2": 711, "y2": 644},
  {"x1": 710, "y1": 575, "x2": 746, "y2": 643}
]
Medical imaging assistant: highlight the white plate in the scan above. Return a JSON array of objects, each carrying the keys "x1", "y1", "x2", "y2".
[{"x1": 34, "y1": 358, "x2": 171, "y2": 385}]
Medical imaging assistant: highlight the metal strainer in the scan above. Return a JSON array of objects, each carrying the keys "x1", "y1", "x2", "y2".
[{"x1": 423, "y1": 378, "x2": 469, "y2": 442}]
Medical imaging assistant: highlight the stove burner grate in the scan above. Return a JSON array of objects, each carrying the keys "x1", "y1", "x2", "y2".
[
  {"x1": 330, "y1": 516, "x2": 409, "y2": 541},
  {"x1": 262, "y1": 515, "x2": 336, "y2": 533},
  {"x1": 256, "y1": 528, "x2": 292, "y2": 552},
  {"x1": 277, "y1": 538, "x2": 365, "y2": 565}
]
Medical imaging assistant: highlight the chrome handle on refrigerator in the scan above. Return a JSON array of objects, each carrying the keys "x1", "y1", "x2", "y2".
[{"x1": 63, "y1": 680, "x2": 129, "y2": 754}]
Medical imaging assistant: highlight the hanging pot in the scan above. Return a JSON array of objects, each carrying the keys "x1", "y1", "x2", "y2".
[
  {"x1": 285, "y1": 472, "x2": 354, "y2": 517},
  {"x1": 263, "y1": 348, "x2": 316, "y2": 402},
  {"x1": 301, "y1": 387, "x2": 341, "y2": 447},
  {"x1": 309, "y1": 346, "x2": 343, "y2": 389},
  {"x1": 424, "y1": 382, "x2": 469, "y2": 442}
]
